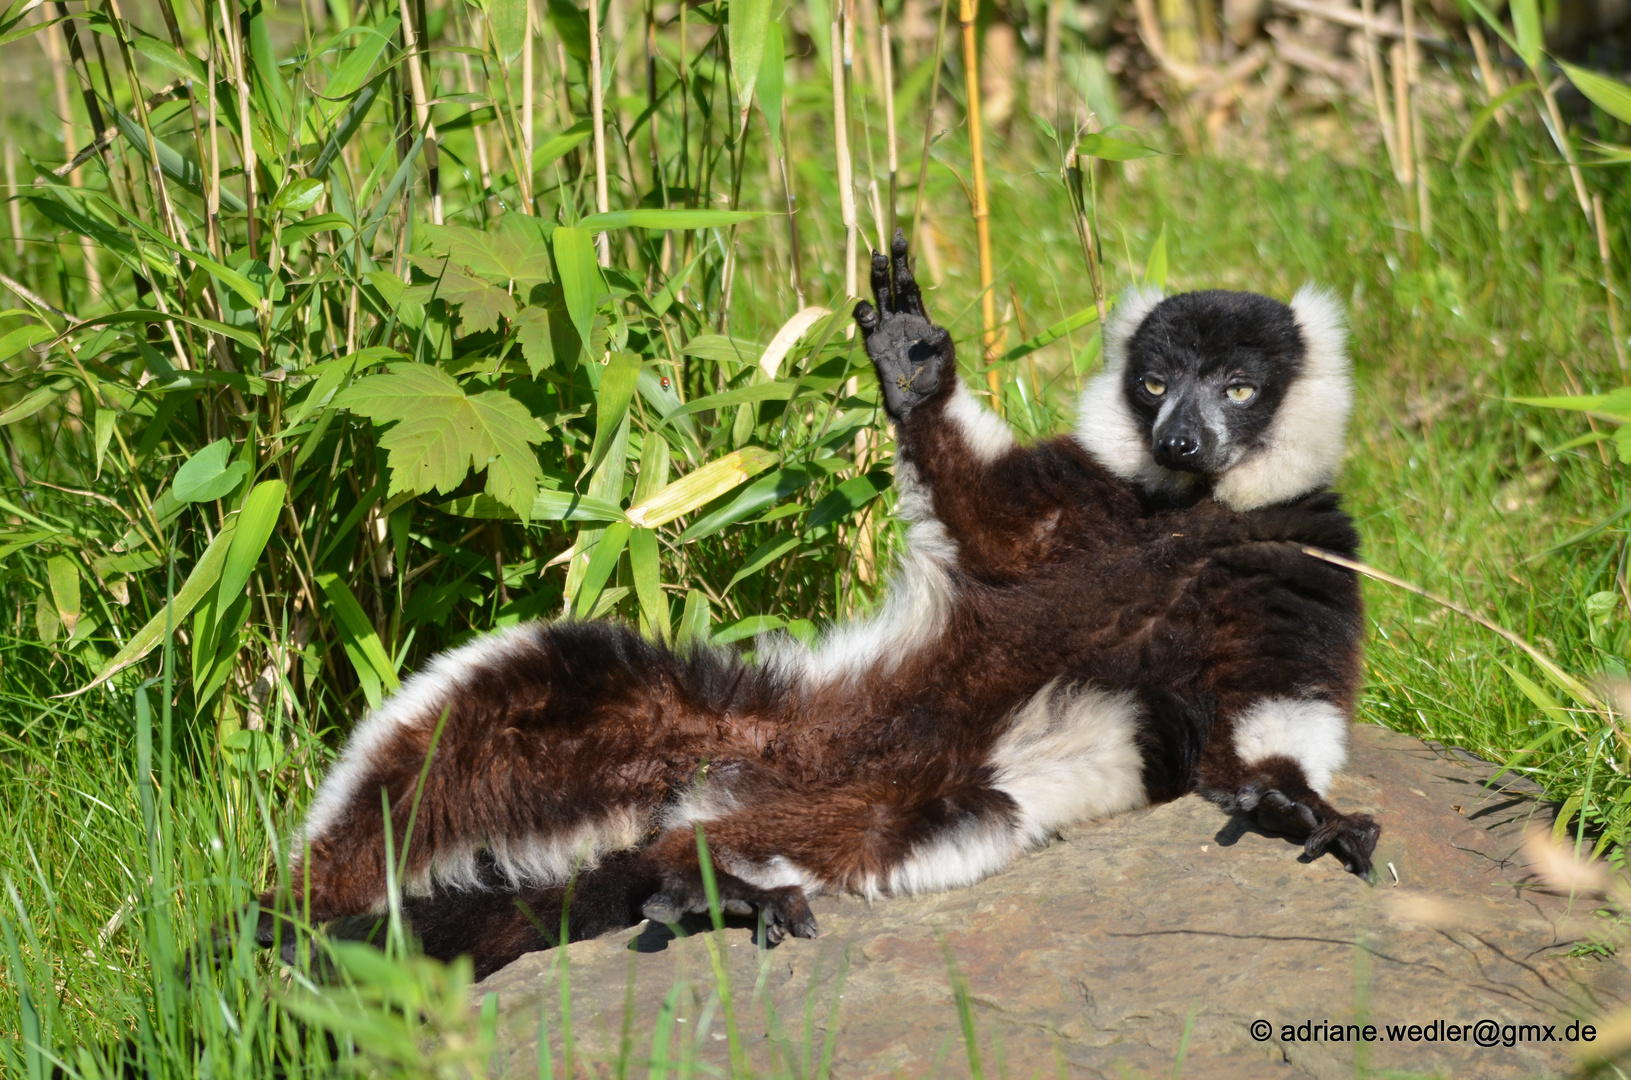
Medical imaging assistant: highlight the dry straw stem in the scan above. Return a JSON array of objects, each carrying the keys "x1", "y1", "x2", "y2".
[
  {"x1": 1359, "y1": 0, "x2": 1399, "y2": 177},
  {"x1": 958, "y1": 0, "x2": 999, "y2": 398},
  {"x1": 399, "y1": 0, "x2": 443, "y2": 224},
  {"x1": 878, "y1": 0, "x2": 899, "y2": 241},
  {"x1": 831, "y1": 14, "x2": 858, "y2": 298},
  {"x1": 589, "y1": 0, "x2": 610, "y2": 265}
]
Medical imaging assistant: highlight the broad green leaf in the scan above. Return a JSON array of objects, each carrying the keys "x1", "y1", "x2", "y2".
[
  {"x1": 0, "y1": 378, "x2": 73, "y2": 427},
  {"x1": 678, "y1": 460, "x2": 843, "y2": 542},
  {"x1": 272, "y1": 177, "x2": 325, "y2": 214},
  {"x1": 1002, "y1": 304, "x2": 1099, "y2": 364},
  {"x1": 1561, "y1": 61, "x2": 1631, "y2": 126},
  {"x1": 334, "y1": 363, "x2": 549, "y2": 518},
  {"x1": 486, "y1": 0, "x2": 526, "y2": 64},
  {"x1": 573, "y1": 521, "x2": 631, "y2": 618},
  {"x1": 245, "y1": 0, "x2": 291, "y2": 135},
  {"x1": 323, "y1": 17, "x2": 397, "y2": 100},
  {"x1": 404, "y1": 261, "x2": 518, "y2": 334},
  {"x1": 533, "y1": 119, "x2": 594, "y2": 171},
  {"x1": 1510, "y1": 0, "x2": 1542, "y2": 69},
  {"x1": 584, "y1": 352, "x2": 643, "y2": 480},
  {"x1": 284, "y1": 348, "x2": 398, "y2": 429},
  {"x1": 68, "y1": 522, "x2": 238, "y2": 696},
  {"x1": 108, "y1": 108, "x2": 249, "y2": 214},
  {"x1": 1077, "y1": 133, "x2": 1161, "y2": 160},
  {"x1": 676, "y1": 589, "x2": 711, "y2": 650},
  {"x1": 629, "y1": 527, "x2": 667, "y2": 640},
  {"x1": 514, "y1": 306, "x2": 557, "y2": 374},
  {"x1": 726, "y1": 533, "x2": 800, "y2": 592},
  {"x1": 729, "y1": 0, "x2": 769, "y2": 114},
  {"x1": 69, "y1": 309, "x2": 261, "y2": 350},
  {"x1": 1511, "y1": 389, "x2": 1631, "y2": 419},
  {"x1": 657, "y1": 382, "x2": 796, "y2": 427},
  {"x1": 421, "y1": 218, "x2": 554, "y2": 285},
  {"x1": 628, "y1": 447, "x2": 780, "y2": 529},
  {"x1": 311, "y1": 81, "x2": 381, "y2": 179},
  {"x1": 1143, "y1": 224, "x2": 1168, "y2": 289},
  {"x1": 553, "y1": 226, "x2": 602, "y2": 360},
  {"x1": 219, "y1": 479, "x2": 286, "y2": 602},
  {"x1": 282, "y1": 212, "x2": 354, "y2": 246},
  {"x1": 131, "y1": 32, "x2": 206, "y2": 83},
  {"x1": 578, "y1": 209, "x2": 761, "y2": 233},
  {"x1": 173, "y1": 439, "x2": 251, "y2": 503},
  {"x1": 1615, "y1": 425, "x2": 1631, "y2": 465},
  {"x1": 712, "y1": 614, "x2": 785, "y2": 646},
  {"x1": 435, "y1": 490, "x2": 628, "y2": 522},
  {"x1": 47, "y1": 555, "x2": 80, "y2": 637},
  {"x1": 807, "y1": 471, "x2": 891, "y2": 530},
  {"x1": 316, "y1": 572, "x2": 400, "y2": 708},
  {"x1": 759, "y1": 19, "x2": 785, "y2": 147}
]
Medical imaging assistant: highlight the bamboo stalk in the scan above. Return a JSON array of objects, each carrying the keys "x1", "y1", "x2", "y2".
[
  {"x1": 589, "y1": 0, "x2": 610, "y2": 265},
  {"x1": 522, "y1": 0, "x2": 535, "y2": 209},
  {"x1": 458, "y1": 50, "x2": 495, "y2": 213},
  {"x1": 911, "y1": 0, "x2": 951, "y2": 248},
  {"x1": 779, "y1": 98, "x2": 806, "y2": 307},
  {"x1": 37, "y1": 10, "x2": 101, "y2": 294},
  {"x1": 1389, "y1": 40, "x2": 1412, "y2": 188},
  {"x1": 1358, "y1": 0, "x2": 1398, "y2": 179},
  {"x1": 1466, "y1": 23, "x2": 1508, "y2": 130},
  {"x1": 1596, "y1": 194, "x2": 1628, "y2": 377},
  {"x1": 1537, "y1": 77, "x2": 1595, "y2": 225},
  {"x1": 959, "y1": 0, "x2": 999, "y2": 396},
  {"x1": 879, "y1": 0, "x2": 899, "y2": 243},
  {"x1": 832, "y1": 15, "x2": 858, "y2": 299},
  {"x1": 221, "y1": 0, "x2": 258, "y2": 257},
  {"x1": 399, "y1": 0, "x2": 443, "y2": 224},
  {"x1": 4, "y1": 139, "x2": 22, "y2": 259}
]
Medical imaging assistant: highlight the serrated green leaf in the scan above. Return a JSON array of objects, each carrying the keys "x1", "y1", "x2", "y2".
[
  {"x1": 514, "y1": 306, "x2": 556, "y2": 374},
  {"x1": 422, "y1": 217, "x2": 555, "y2": 285},
  {"x1": 628, "y1": 447, "x2": 780, "y2": 530},
  {"x1": 405, "y1": 261, "x2": 518, "y2": 334},
  {"x1": 334, "y1": 363, "x2": 548, "y2": 517}
]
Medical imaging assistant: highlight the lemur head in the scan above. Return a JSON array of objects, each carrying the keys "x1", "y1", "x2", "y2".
[{"x1": 1076, "y1": 285, "x2": 1352, "y2": 511}]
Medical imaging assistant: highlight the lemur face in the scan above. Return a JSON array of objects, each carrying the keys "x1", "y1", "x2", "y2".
[{"x1": 1120, "y1": 290, "x2": 1306, "y2": 477}]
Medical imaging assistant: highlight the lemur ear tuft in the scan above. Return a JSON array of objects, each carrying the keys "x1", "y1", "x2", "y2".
[
  {"x1": 1099, "y1": 285, "x2": 1167, "y2": 378},
  {"x1": 1212, "y1": 284, "x2": 1354, "y2": 511},
  {"x1": 1074, "y1": 285, "x2": 1177, "y2": 492}
]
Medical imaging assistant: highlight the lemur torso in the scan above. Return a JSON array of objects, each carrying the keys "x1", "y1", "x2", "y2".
[{"x1": 260, "y1": 242, "x2": 1377, "y2": 977}]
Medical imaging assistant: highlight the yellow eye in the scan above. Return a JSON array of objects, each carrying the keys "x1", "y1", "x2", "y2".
[
  {"x1": 1226, "y1": 385, "x2": 1256, "y2": 402},
  {"x1": 1143, "y1": 376, "x2": 1166, "y2": 396}
]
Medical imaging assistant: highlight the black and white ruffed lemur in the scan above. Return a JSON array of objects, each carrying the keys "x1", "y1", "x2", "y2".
[{"x1": 256, "y1": 232, "x2": 1378, "y2": 979}]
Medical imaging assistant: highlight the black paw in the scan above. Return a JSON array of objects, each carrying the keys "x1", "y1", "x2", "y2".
[
  {"x1": 854, "y1": 228, "x2": 953, "y2": 421},
  {"x1": 641, "y1": 875, "x2": 818, "y2": 945},
  {"x1": 1305, "y1": 812, "x2": 1380, "y2": 878},
  {"x1": 1255, "y1": 789, "x2": 1319, "y2": 839}
]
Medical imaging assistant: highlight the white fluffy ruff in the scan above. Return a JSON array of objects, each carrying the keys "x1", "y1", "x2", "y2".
[
  {"x1": 1075, "y1": 284, "x2": 1354, "y2": 509},
  {"x1": 1213, "y1": 285, "x2": 1353, "y2": 511},
  {"x1": 1232, "y1": 696, "x2": 1349, "y2": 795}
]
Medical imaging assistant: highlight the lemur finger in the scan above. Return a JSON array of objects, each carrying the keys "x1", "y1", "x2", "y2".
[
  {"x1": 854, "y1": 300, "x2": 880, "y2": 334},
  {"x1": 891, "y1": 228, "x2": 926, "y2": 317},
  {"x1": 869, "y1": 248, "x2": 892, "y2": 312}
]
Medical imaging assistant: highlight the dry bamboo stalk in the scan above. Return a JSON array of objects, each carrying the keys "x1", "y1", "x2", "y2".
[
  {"x1": 1359, "y1": 0, "x2": 1398, "y2": 178},
  {"x1": 4, "y1": 140, "x2": 22, "y2": 258},
  {"x1": 38, "y1": 9, "x2": 103, "y2": 293},
  {"x1": 1466, "y1": 23, "x2": 1508, "y2": 130},
  {"x1": 1389, "y1": 41, "x2": 1412, "y2": 187},
  {"x1": 910, "y1": 0, "x2": 950, "y2": 246},
  {"x1": 522, "y1": 0, "x2": 535, "y2": 209},
  {"x1": 878, "y1": 0, "x2": 899, "y2": 242},
  {"x1": 832, "y1": 16, "x2": 858, "y2": 298},
  {"x1": 399, "y1": 0, "x2": 443, "y2": 224},
  {"x1": 959, "y1": 0, "x2": 999, "y2": 396},
  {"x1": 779, "y1": 97, "x2": 806, "y2": 307},
  {"x1": 1536, "y1": 79, "x2": 1595, "y2": 225},
  {"x1": 220, "y1": 0, "x2": 257, "y2": 256},
  {"x1": 205, "y1": 34, "x2": 221, "y2": 258},
  {"x1": 1596, "y1": 193, "x2": 1628, "y2": 377},
  {"x1": 589, "y1": 0, "x2": 610, "y2": 265},
  {"x1": 458, "y1": 50, "x2": 495, "y2": 210}
]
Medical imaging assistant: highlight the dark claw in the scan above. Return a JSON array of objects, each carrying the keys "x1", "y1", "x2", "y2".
[
  {"x1": 854, "y1": 300, "x2": 880, "y2": 333},
  {"x1": 890, "y1": 227, "x2": 924, "y2": 316},
  {"x1": 870, "y1": 248, "x2": 891, "y2": 312},
  {"x1": 1305, "y1": 813, "x2": 1380, "y2": 878}
]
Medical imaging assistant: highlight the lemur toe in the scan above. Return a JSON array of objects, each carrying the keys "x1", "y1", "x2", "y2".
[
  {"x1": 641, "y1": 892, "x2": 689, "y2": 926},
  {"x1": 1305, "y1": 813, "x2": 1380, "y2": 878},
  {"x1": 1256, "y1": 789, "x2": 1319, "y2": 838},
  {"x1": 854, "y1": 300, "x2": 880, "y2": 332}
]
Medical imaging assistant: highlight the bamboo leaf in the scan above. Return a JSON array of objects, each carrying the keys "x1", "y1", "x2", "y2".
[
  {"x1": 486, "y1": 0, "x2": 526, "y2": 64},
  {"x1": 0, "y1": 378, "x2": 73, "y2": 427},
  {"x1": 435, "y1": 490, "x2": 627, "y2": 522},
  {"x1": 572, "y1": 521, "x2": 631, "y2": 618},
  {"x1": 107, "y1": 107, "x2": 249, "y2": 214},
  {"x1": 218, "y1": 480, "x2": 286, "y2": 603},
  {"x1": 578, "y1": 208, "x2": 761, "y2": 232},
  {"x1": 316, "y1": 572, "x2": 400, "y2": 708},
  {"x1": 0, "y1": 323, "x2": 51, "y2": 364},
  {"x1": 1509, "y1": 0, "x2": 1543, "y2": 69},
  {"x1": 676, "y1": 589, "x2": 711, "y2": 649},
  {"x1": 1077, "y1": 132, "x2": 1161, "y2": 160},
  {"x1": 47, "y1": 555, "x2": 80, "y2": 637},
  {"x1": 656, "y1": 382, "x2": 796, "y2": 427},
  {"x1": 628, "y1": 447, "x2": 780, "y2": 529},
  {"x1": 729, "y1": 0, "x2": 770, "y2": 115},
  {"x1": 1511, "y1": 389, "x2": 1631, "y2": 419},
  {"x1": 1463, "y1": 0, "x2": 1523, "y2": 58},
  {"x1": 553, "y1": 226, "x2": 602, "y2": 361},
  {"x1": 583, "y1": 352, "x2": 643, "y2": 480},
  {"x1": 545, "y1": 0, "x2": 589, "y2": 63},
  {"x1": 1143, "y1": 224, "x2": 1168, "y2": 289},
  {"x1": 726, "y1": 533, "x2": 800, "y2": 592},
  {"x1": 1560, "y1": 61, "x2": 1631, "y2": 126},
  {"x1": 629, "y1": 526, "x2": 667, "y2": 640},
  {"x1": 172, "y1": 439, "x2": 250, "y2": 503},
  {"x1": 677, "y1": 459, "x2": 842, "y2": 542},
  {"x1": 271, "y1": 178, "x2": 325, "y2": 214},
  {"x1": 758, "y1": 19, "x2": 785, "y2": 147},
  {"x1": 1001, "y1": 304, "x2": 1099, "y2": 364},
  {"x1": 807, "y1": 471, "x2": 891, "y2": 530},
  {"x1": 323, "y1": 17, "x2": 398, "y2": 100},
  {"x1": 1455, "y1": 82, "x2": 1538, "y2": 166},
  {"x1": 311, "y1": 81, "x2": 381, "y2": 179},
  {"x1": 533, "y1": 119, "x2": 594, "y2": 171},
  {"x1": 65, "y1": 522, "x2": 238, "y2": 696}
]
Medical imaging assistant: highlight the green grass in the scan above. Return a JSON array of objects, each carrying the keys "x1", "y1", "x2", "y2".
[{"x1": 3, "y1": 0, "x2": 1631, "y2": 1072}]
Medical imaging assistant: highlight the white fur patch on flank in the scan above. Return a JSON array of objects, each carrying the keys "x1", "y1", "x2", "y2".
[
  {"x1": 989, "y1": 680, "x2": 1149, "y2": 846},
  {"x1": 1213, "y1": 285, "x2": 1353, "y2": 510},
  {"x1": 1075, "y1": 286, "x2": 1197, "y2": 497},
  {"x1": 943, "y1": 379, "x2": 1016, "y2": 462},
  {"x1": 1232, "y1": 697, "x2": 1349, "y2": 795},
  {"x1": 485, "y1": 806, "x2": 648, "y2": 888},
  {"x1": 883, "y1": 815, "x2": 1020, "y2": 896},
  {"x1": 759, "y1": 462, "x2": 956, "y2": 687},
  {"x1": 732, "y1": 855, "x2": 822, "y2": 894},
  {"x1": 299, "y1": 623, "x2": 545, "y2": 845}
]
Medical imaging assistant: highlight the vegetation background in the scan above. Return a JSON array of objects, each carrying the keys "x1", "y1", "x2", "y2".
[{"x1": 2, "y1": 0, "x2": 1631, "y2": 1072}]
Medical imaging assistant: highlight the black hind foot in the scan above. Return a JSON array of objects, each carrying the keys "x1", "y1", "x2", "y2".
[
  {"x1": 1304, "y1": 812, "x2": 1380, "y2": 878},
  {"x1": 642, "y1": 870, "x2": 819, "y2": 945},
  {"x1": 854, "y1": 228, "x2": 953, "y2": 421}
]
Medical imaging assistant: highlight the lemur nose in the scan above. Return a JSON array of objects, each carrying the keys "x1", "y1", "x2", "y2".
[{"x1": 1157, "y1": 434, "x2": 1200, "y2": 461}]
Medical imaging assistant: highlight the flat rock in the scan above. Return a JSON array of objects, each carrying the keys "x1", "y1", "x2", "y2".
[{"x1": 481, "y1": 725, "x2": 1631, "y2": 1077}]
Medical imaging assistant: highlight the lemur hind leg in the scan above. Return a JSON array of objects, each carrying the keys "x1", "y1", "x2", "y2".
[{"x1": 1197, "y1": 699, "x2": 1379, "y2": 877}]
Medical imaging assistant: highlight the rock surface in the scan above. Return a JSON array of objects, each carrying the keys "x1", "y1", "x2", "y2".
[{"x1": 481, "y1": 725, "x2": 1631, "y2": 1077}]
